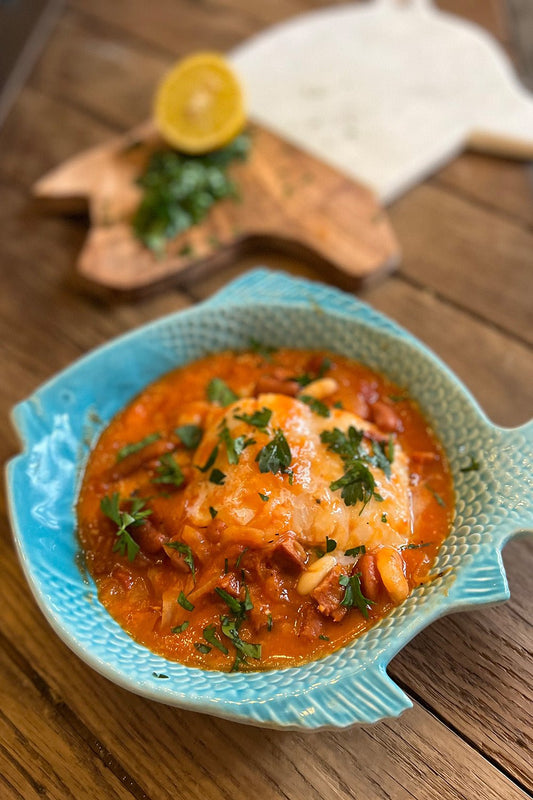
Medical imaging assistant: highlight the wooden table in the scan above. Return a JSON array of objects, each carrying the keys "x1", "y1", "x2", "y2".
[{"x1": 1, "y1": 2, "x2": 531, "y2": 798}]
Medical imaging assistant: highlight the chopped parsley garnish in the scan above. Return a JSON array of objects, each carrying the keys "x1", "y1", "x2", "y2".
[
  {"x1": 171, "y1": 621, "x2": 189, "y2": 634},
  {"x1": 177, "y1": 591, "x2": 194, "y2": 611},
  {"x1": 267, "y1": 612, "x2": 273, "y2": 632},
  {"x1": 258, "y1": 492, "x2": 269, "y2": 502},
  {"x1": 209, "y1": 468, "x2": 226, "y2": 485},
  {"x1": 175, "y1": 424, "x2": 203, "y2": 449},
  {"x1": 100, "y1": 493, "x2": 152, "y2": 561},
  {"x1": 249, "y1": 339, "x2": 278, "y2": 362},
  {"x1": 195, "y1": 642, "x2": 211, "y2": 654},
  {"x1": 116, "y1": 432, "x2": 161, "y2": 462},
  {"x1": 152, "y1": 673, "x2": 169, "y2": 679},
  {"x1": 215, "y1": 587, "x2": 243, "y2": 615},
  {"x1": 132, "y1": 134, "x2": 250, "y2": 254},
  {"x1": 426, "y1": 484, "x2": 446, "y2": 507},
  {"x1": 224, "y1": 558, "x2": 229, "y2": 574},
  {"x1": 166, "y1": 542, "x2": 196, "y2": 581},
  {"x1": 399, "y1": 542, "x2": 432, "y2": 551},
  {"x1": 319, "y1": 634, "x2": 330, "y2": 641},
  {"x1": 221, "y1": 616, "x2": 261, "y2": 670},
  {"x1": 218, "y1": 419, "x2": 254, "y2": 464},
  {"x1": 326, "y1": 537, "x2": 337, "y2": 553},
  {"x1": 339, "y1": 573, "x2": 374, "y2": 618},
  {"x1": 207, "y1": 378, "x2": 238, "y2": 407},
  {"x1": 256, "y1": 429, "x2": 292, "y2": 476},
  {"x1": 299, "y1": 395, "x2": 331, "y2": 418},
  {"x1": 235, "y1": 547, "x2": 248, "y2": 568},
  {"x1": 330, "y1": 461, "x2": 377, "y2": 512},
  {"x1": 196, "y1": 444, "x2": 219, "y2": 473},
  {"x1": 203, "y1": 624, "x2": 229, "y2": 654},
  {"x1": 460, "y1": 456, "x2": 480, "y2": 473},
  {"x1": 209, "y1": 506, "x2": 218, "y2": 519},
  {"x1": 321, "y1": 426, "x2": 392, "y2": 512},
  {"x1": 152, "y1": 453, "x2": 184, "y2": 487},
  {"x1": 381, "y1": 513, "x2": 388, "y2": 524},
  {"x1": 290, "y1": 357, "x2": 332, "y2": 387},
  {"x1": 333, "y1": 401, "x2": 344, "y2": 409},
  {"x1": 234, "y1": 407, "x2": 272, "y2": 431},
  {"x1": 320, "y1": 426, "x2": 364, "y2": 462},
  {"x1": 344, "y1": 545, "x2": 366, "y2": 557}
]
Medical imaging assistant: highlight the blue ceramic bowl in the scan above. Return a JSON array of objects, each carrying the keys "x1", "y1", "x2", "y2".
[{"x1": 6, "y1": 269, "x2": 533, "y2": 730}]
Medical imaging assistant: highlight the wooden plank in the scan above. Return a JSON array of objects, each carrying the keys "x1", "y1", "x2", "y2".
[
  {"x1": 507, "y1": 0, "x2": 533, "y2": 89},
  {"x1": 0, "y1": 545, "x2": 529, "y2": 800},
  {"x1": 0, "y1": 644, "x2": 142, "y2": 800},
  {"x1": 389, "y1": 184, "x2": 533, "y2": 344},
  {"x1": 432, "y1": 153, "x2": 533, "y2": 228},
  {"x1": 358, "y1": 276, "x2": 533, "y2": 426}
]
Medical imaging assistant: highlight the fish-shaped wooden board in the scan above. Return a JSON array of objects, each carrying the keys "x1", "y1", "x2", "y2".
[{"x1": 33, "y1": 121, "x2": 400, "y2": 294}]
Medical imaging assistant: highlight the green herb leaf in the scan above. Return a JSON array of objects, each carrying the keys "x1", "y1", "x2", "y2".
[
  {"x1": 235, "y1": 547, "x2": 248, "y2": 568},
  {"x1": 166, "y1": 542, "x2": 196, "y2": 581},
  {"x1": 234, "y1": 407, "x2": 272, "y2": 431},
  {"x1": 267, "y1": 612, "x2": 273, "y2": 632},
  {"x1": 426, "y1": 484, "x2": 446, "y2": 507},
  {"x1": 299, "y1": 395, "x2": 331, "y2": 418},
  {"x1": 319, "y1": 634, "x2": 330, "y2": 641},
  {"x1": 258, "y1": 492, "x2": 269, "y2": 502},
  {"x1": 132, "y1": 134, "x2": 251, "y2": 253},
  {"x1": 249, "y1": 338, "x2": 278, "y2": 362},
  {"x1": 196, "y1": 444, "x2": 218, "y2": 473},
  {"x1": 381, "y1": 513, "x2": 388, "y2": 524},
  {"x1": 207, "y1": 378, "x2": 238, "y2": 406},
  {"x1": 152, "y1": 453, "x2": 184, "y2": 487},
  {"x1": 171, "y1": 621, "x2": 189, "y2": 634},
  {"x1": 177, "y1": 591, "x2": 194, "y2": 611},
  {"x1": 224, "y1": 558, "x2": 229, "y2": 574},
  {"x1": 218, "y1": 419, "x2": 254, "y2": 464},
  {"x1": 326, "y1": 537, "x2": 337, "y2": 553},
  {"x1": 344, "y1": 545, "x2": 366, "y2": 557},
  {"x1": 203, "y1": 624, "x2": 229, "y2": 654},
  {"x1": 209, "y1": 506, "x2": 218, "y2": 519},
  {"x1": 194, "y1": 642, "x2": 211, "y2": 654},
  {"x1": 220, "y1": 616, "x2": 261, "y2": 662},
  {"x1": 460, "y1": 456, "x2": 480, "y2": 473},
  {"x1": 320, "y1": 426, "x2": 364, "y2": 462},
  {"x1": 399, "y1": 542, "x2": 432, "y2": 551},
  {"x1": 333, "y1": 401, "x2": 344, "y2": 409},
  {"x1": 175, "y1": 424, "x2": 203, "y2": 449},
  {"x1": 256, "y1": 429, "x2": 292, "y2": 475},
  {"x1": 330, "y1": 462, "x2": 376, "y2": 512},
  {"x1": 152, "y1": 672, "x2": 169, "y2": 679},
  {"x1": 339, "y1": 573, "x2": 374, "y2": 617},
  {"x1": 116, "y1": 432, "x2": 161, "y2": 462},
  {"x1": 100, "y1": 493, "x2": 152, "y2": 561},
  {"x1": 215, "y1": 587, "x2": 243, "y2": 616},
  {"x1": 209, "y1": 468, "x2": 226, "y2": 485}
]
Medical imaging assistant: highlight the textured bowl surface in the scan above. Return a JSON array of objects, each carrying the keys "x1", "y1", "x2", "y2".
[{"x1": 6, "y1": 269, "x2": 533, "y2": 730}]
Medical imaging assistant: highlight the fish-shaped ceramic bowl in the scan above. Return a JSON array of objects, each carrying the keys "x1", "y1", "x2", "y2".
[{"x1": 6, "y1": 269, "x2": 532, "y2": 730}]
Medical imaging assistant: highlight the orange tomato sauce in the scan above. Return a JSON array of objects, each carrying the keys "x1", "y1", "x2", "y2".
[{"x1": 77, "y1": 349, "x2": 454, "y2": 671}]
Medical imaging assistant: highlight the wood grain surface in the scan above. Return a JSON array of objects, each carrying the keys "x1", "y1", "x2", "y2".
[{"x1": 1, "y1": 2, "x2": 531, "y2": 799}]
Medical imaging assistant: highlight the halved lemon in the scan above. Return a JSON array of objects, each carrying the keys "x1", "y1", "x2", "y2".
[{"x1": 154, "y1": 52, "x2": 246, "y2": 154}]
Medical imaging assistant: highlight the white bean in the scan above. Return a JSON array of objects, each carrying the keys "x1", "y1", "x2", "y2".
[
  {"x1": 297, "y1": 554, "x2": 337, "y2": 595},
  {"x1": 299, "y1": 377, "x2": 338, "y2": 400}
]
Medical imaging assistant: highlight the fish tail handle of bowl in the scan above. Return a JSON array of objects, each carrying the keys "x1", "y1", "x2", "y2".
[{"x1": 439, "y1": 418, "x2": 533, "y2": 616}]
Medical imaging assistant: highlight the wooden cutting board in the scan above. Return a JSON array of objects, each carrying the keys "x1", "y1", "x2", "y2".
[{"x1": 32, "y1": 120, "x2": 400, "y2": 294}]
